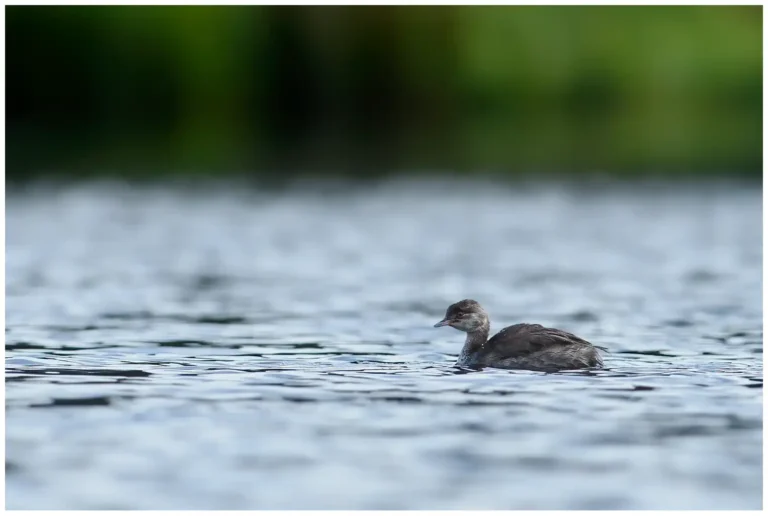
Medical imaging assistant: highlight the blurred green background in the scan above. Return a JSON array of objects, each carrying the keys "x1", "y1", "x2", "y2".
[{"x1": 6, "y1": 5, "x2": 762, "y2": 180}]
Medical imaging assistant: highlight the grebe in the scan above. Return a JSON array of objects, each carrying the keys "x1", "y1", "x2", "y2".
[{"x1": 434, "y1": 299, "x2": 604, "y2": 371}]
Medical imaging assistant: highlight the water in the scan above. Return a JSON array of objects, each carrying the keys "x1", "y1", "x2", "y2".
[{"x1": 5, "y1": 179, "x2": 762, "y2": 510}]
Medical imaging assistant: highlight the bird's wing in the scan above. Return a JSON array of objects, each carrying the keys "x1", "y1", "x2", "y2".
[{"x1": 486, "y1": 323, "x2": 594, "y2": 357}]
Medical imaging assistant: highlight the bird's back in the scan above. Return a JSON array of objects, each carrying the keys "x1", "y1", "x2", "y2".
[{"x1": 470, "y1": 323, "x2": 603, "y2": 371}]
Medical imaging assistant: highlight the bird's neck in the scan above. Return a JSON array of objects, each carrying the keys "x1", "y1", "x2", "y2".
[{"x1": 459, "y1": 321, "x2": 490, "y2": 362}]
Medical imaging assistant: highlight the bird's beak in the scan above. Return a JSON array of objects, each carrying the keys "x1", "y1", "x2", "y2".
[{"x1": 434, "y1": 319, "x2": 451, "y2": 328}]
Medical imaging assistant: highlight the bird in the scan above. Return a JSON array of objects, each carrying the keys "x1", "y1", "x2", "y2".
[{"x1": 434, "y1": 299, "x2": 604, "y2": 371}]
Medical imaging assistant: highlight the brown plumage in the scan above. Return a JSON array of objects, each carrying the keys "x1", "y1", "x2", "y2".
[{"x1": 434, "y1": 299, "x2": 604, "y2": 371}]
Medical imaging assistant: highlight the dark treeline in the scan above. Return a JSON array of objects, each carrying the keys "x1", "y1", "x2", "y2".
[{"x1": 6, "y1": 5, "x2": 762, "y2": 180}]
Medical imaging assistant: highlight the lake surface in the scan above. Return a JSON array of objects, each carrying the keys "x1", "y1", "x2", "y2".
[{"x1": 5, "y1": 179, "x2": 762, "y2": 510}]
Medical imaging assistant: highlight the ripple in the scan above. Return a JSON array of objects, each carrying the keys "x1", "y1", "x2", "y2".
[{"x1": 5, "y1": 181, "x2": 762, "y2": 510}]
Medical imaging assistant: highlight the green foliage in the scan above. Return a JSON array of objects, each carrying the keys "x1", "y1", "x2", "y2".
[{"x1": 6, "y1": 5, "x2": 762, "y2": 179}]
